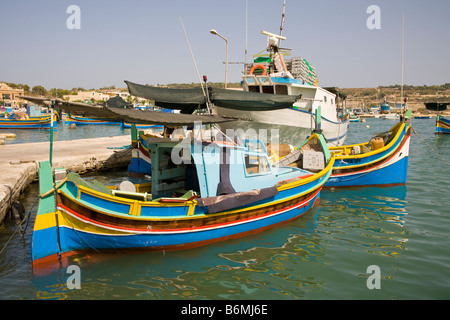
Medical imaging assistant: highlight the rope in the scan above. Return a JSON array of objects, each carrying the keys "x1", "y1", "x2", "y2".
[
  {"x1": 0, "y1": 196, "x2": 39, "y2": 256},
  {"x1": 0, "y1": 176, "x2": 68, "y2": 256},
  {"x1": 411, "y1": 126, "x2": 450, "y2": 166}
]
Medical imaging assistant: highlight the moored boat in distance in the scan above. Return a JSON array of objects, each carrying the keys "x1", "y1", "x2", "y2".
[
  {"x1": 0, "y1": 114, "x2": 56, "y2": 129},
  {"x1": 65, "y1": 114, "x2": 120, "y2": 125},
  {"x1": 436, "y1": 114, "x2": 450, "y2": 134},
  {"x1": 324, "y1": 110, "x2": 411, "y2": 187},
  {"x1": 0, "y1": 104, "x2": 56, "y2": 129}
]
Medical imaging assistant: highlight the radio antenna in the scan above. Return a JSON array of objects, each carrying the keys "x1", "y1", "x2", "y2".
[{"x1": 279, "y1": 0, "x2": 286, "y2": 47}]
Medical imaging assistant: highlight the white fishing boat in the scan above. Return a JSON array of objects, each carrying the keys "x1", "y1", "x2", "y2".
[{"x1": 212, "y1": 30, "x2": 349, "y2": 147}]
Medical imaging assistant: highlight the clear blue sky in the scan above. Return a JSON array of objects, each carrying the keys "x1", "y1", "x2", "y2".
[{"x1": 2, "y1": 0, "x2": 449, "y2": 90}]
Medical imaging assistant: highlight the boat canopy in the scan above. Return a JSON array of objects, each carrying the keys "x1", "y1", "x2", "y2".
[
  {"x1": 19, "y1": 95, "x2": 235, "y2": 127},
  {"x1": 125, "y1": 81, "x2": 301, "y2": 113}
]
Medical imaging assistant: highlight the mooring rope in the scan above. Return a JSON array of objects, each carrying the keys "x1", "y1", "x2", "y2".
[
  {"x1": 411, "y1": 126, "x2": 450, "y2": 166},
  {"x1": 0, "y1": 196, "x2": 39, "y2": 256},
  {"x1": 0, "y1": 177, "x2": 68, "y2": 257}
]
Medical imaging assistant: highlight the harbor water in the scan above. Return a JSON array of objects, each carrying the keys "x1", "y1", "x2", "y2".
[{"x1": 0, "y1": 118, "x2": 449, "y2": 300}]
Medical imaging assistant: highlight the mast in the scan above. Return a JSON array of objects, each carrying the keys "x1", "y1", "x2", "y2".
[
  {"x1": 245, "y1": 0, "x2": 248, "y2": 67},
  {"x1": 279, "y1": 0, "x2": 286, "y2": 47},
  {"x1": 401, "y1": 12, "x2": 405, "y2": 114}
]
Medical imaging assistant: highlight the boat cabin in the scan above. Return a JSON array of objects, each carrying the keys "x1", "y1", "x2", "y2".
[
  {"x1": 147, "y1": 136, "x2": 315, "y2": 199},
  {"x1": 128, "y1": 127, "x2": 326, "y2": 201},
  {"x1": 242, "y1": 74, "x2": 340, "y2": 121}
]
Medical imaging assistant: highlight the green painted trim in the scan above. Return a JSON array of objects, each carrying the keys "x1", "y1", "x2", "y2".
[
  {"x1": 131, "y1": 123, "x2": 137, "y2": 142},
  {"x1": 37, "y1": 160, "x2": 56, "y2": 215}
]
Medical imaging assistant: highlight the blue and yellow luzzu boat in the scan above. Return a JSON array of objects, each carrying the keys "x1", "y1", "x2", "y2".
[
  {"x1": 121, "y1": 121, "x2": 163, "y2": 129},
  {"x1": 31, "y1": 123, "x2": 334, "y2": 270},
  {"x1": 436, "y1": 114, "x2": 450, "y2": 134},
  {"x1": 0, "y1": 113, "x2": 56, "y2": 129},
  {"x1": 65, "y1": 114, "x2": 121, "y2": 125},
  {"x1": 324, "y1": 112, "x2": 411, "y2": 187}
]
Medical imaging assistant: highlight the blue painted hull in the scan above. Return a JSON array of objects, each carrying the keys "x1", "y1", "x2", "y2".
[
  {"x1": 326, "y1": 122, "x2": 411, "y2": 187},
  {"x1": 65, "y1": 115, "x2": 120, "y2": 125},
  {"x1": 44, "y1": 190, "x2": 319, "y2": 256},
  {"x1": 325, "y1": 155, "x2": 409, "y2": 187},
  {"x1": 0, "y1": 115, "x2": 54, "y2": 129},
  {"x1": 121, "y1": 122, "x2": 163, "y2": 129},
  {"x1": 436, "y1": 116, "x2": 450, "y2": 134}
]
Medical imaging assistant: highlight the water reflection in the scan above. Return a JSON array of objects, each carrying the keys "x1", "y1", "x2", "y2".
[
  {"x1": 31, "y1": 205, "x2": 324, "y2": 299},
  {"x1": 30, "y1": 184, "x2": 412, "y2": 299}
]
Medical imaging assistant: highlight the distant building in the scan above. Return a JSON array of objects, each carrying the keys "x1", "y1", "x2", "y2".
[
  {"x1": 63, "y1": 90, "x2": 111, "y2": 102},
  {"x1": 0, "y1": 82, "x2": 24, "y2": 106}
]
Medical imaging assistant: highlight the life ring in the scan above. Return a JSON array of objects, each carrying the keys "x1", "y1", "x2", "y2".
[{"x1": 249, "y1": 64, "x2": 267, "y2": 76}]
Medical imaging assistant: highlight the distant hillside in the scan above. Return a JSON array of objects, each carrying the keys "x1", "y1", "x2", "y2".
[{"x1": 340, "y1": 84, "x2": 450, "y2": 113}]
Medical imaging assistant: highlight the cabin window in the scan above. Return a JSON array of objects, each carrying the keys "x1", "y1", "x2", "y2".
[
  {"x1": 262, "y1": 86, "x2": 274, "y2": 94},
  {"x1": 244, "y1": 154, "x2": 271, "y2": 175},
  {"x1": 248, "y1": 86, "x2": 260, "y2": 93},
  {"x1": 275, "y1": 85, "x2": 288, "y2": 95},
  {"x1": 331, "y1": 99, "x2": 334, "y2": 105},
  {"x1": 324, "y1": 96, "x2": 327, "y2": 103}
]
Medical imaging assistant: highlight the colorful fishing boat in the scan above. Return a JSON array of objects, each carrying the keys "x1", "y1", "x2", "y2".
[
  {"x1": 127, "y1": 126, "x2": 157, "y2": 175},
  {"x1": 210, "y1": 30, "x2": 349, "y2": 147},
  {"x1": 0, "y1": 113, "x2": 56, "y2": 129},
  {"x1": 349, "y1": 114, "x2": 360, "y2": 122},
  {"x1": 436, "y1": 114, "x2": 450, "y2": 134},
  {"x1": 324, "y1": 110, "x2": 411, "y2": 187},
  {"x1": 121, "y1": 122, "x2": 163, "y2": 129},
  {"x1": 65, "y1": 114, "x2": 121, "y2": 125},
  {"x1": 31, "y1": 109, "x2": 334, "y2": 269}
]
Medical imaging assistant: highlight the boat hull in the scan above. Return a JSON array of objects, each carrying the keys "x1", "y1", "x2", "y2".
[
  {"x1": 436, "y1": 115, "x2": 450, "y2": 134},
  {"x1": 325, "y1": 122, "x2": 410, "y2": 187},
  {"x1": 0, "y1": 116, "x2": 54, "y2": 129},
  {"x1": 32, "y1": 155, "x2": 333, "y2": 266},
  {"x1": 33, "y1": 188, "x2": 319, "y2": 261},
  {"x1": 65, "y1": 115, "x2": 120, "y2": 125},
  {"x1": 121, "y1": 122, "x2": 163, "y2": 129}
]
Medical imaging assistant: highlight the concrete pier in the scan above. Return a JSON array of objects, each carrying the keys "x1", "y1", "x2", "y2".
[{"x1": 0, "y1": 135, "x2": 132, "y2": 224}]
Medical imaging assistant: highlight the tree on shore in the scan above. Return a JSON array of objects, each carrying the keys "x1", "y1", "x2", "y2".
[{"x1": 31, "y1": 85, "x2": 47, "y2": 96}]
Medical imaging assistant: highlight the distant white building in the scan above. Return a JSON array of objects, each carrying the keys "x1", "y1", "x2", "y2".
[{"x1": 63, "y1": 91, "x2": 111, "y2": 102}]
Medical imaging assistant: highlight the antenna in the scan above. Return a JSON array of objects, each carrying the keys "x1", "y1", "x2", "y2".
[
  {"x1": 279, "y1": 0, "x2": 286, "y2": 46},
  {"x1": 260, "y1": 30, "x2": 286, "y2": 40}
]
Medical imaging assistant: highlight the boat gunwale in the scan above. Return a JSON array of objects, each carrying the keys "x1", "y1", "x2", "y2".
[
  {"x1": 329, "y1": 122, "x2": 408, "y2": 168},
  {"x1": 56, "y1": 187, "x2": 321, "y2": 234}
]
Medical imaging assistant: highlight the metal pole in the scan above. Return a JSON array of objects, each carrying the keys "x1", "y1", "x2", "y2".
[
  {"x1": 225, "y1": 39, "x2": 228, "y2": 88},
  {"x1": 210, "y1": 29, "x2": 229, "y2": 88},
  {"x1": 49, "y1": 101, "x2": 55, "y2": 166}
]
